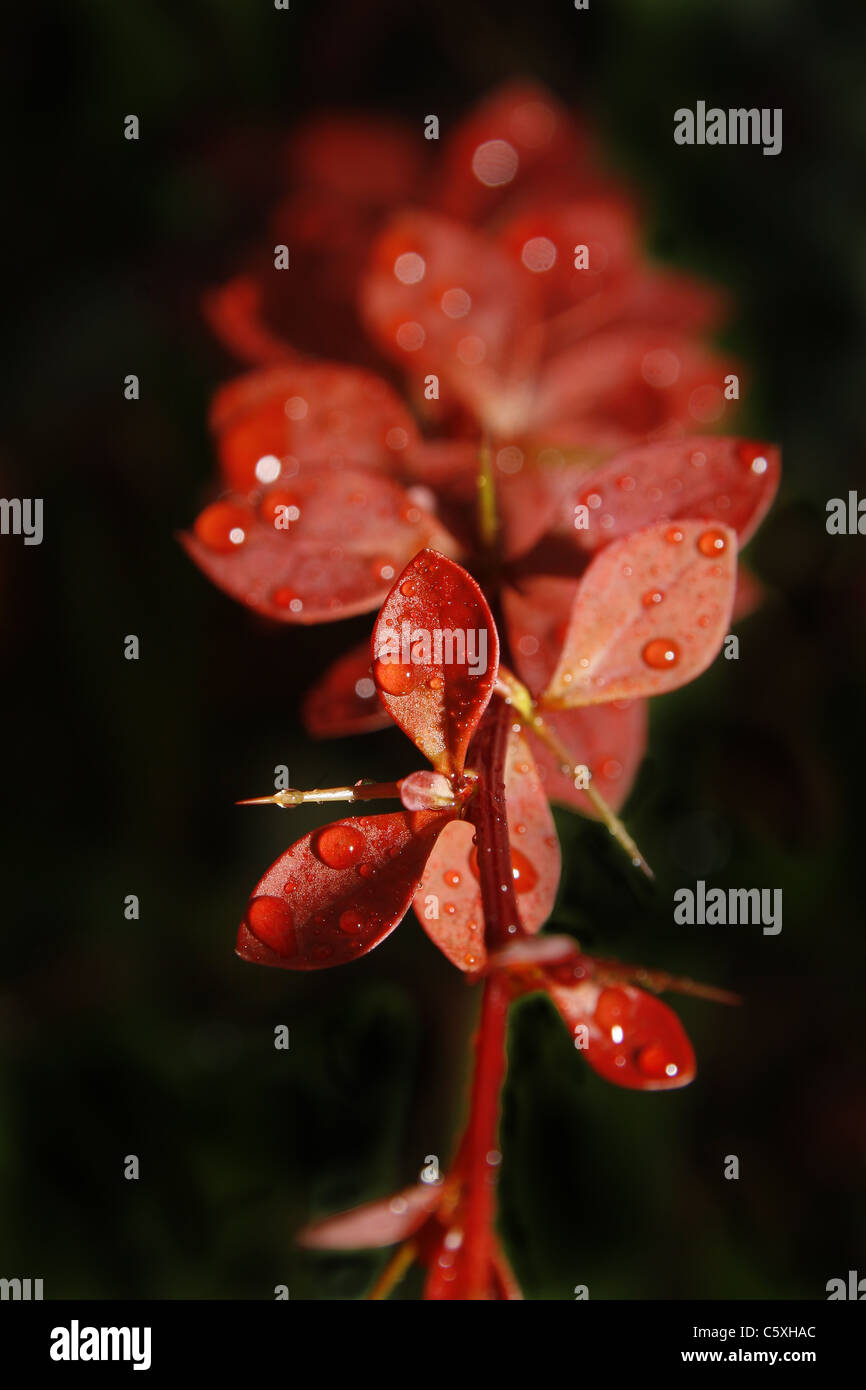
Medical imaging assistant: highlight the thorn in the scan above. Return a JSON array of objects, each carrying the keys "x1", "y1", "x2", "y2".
[{"x1": 236, "y1": 789, "x2": 303, "y2": 808}]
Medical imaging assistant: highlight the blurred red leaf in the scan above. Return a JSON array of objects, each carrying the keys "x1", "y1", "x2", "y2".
[
  {"x1": 302, "y1": 641, "x2": 391, "y2": 739},
  {"x1": 181, "y1": 468, "x2": 455, "y2": 624},
  {"x1": 210, "y1": 362, "x2": 419, "y2": 493},
  {"x1": 297, "y1": 1182, "x2": 441, "y2": 1250},
  {"x1": 544, "y1": 971, "x2": 696, "y2": 1091}
]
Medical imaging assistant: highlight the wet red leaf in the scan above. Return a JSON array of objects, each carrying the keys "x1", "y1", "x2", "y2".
[
  {"x1": 544, "y1": 970, "x2": 696, "y2": 1091},
  {"x1": 361, "y1": 211, "x2": 540, "y2": 427},
  {"x1": 371, "y1": 549, "x2": 499, "y2": 775},
  {"x1": 542, "y1": 519, "x2": 738, "y2": 707},
  {"x1": 236, "y1": 811, "x2": 451, "y2": 971},
  {"x1": 181, "y1": 468, "x2": 455, "y2": 624},
  {"x1": 302, "y1": 641, "x2": 391, "y2": 739},
  {"x1": 565, "y1": 436, "x2": 780, "y2": 554},
  {"x1": 210, "y1": 362, "x2": 419, "y2": 494},
  {"x1": 413, "y1": 732, "x2": 560, "y2": 971}
]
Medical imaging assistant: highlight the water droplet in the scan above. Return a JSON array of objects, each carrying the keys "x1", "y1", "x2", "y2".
[
  {"x1": 314, "y1": 824, "x2": 367, "y2": 870},
  {"x1": 642, "y1": 638, "x2": 681, "y2": 669},
  {"x1": 373, "y1": 658, "x2": 421, "y2": 696},
  {"x1": 636, "y1": 1042, "x2": 677, "y2": 1080},
  {"x1": 444, "y1": 870, "x2": 462, "y2": 887},
  {"x1": 595, "y1": 987, "x2": 629, "y2": 1031},
  {"x1": 664, "y1": 526, "x2": 684, "y2": 545},
  {"x1": 400, "y1": 578, "x2": 417, "y2": 597},
  {"x1": 464, "y1": 953, "x2": 480, "y2": 968},
  {"x1": 737, "y1": 440, "x2": 769, "y2": 475},
  {"x1": 338, "y1": 908, "x2": 367, "y2": 934},
  {"x1": 370, "y1": 555, "x2": 396, "y2": 582},
  {"x1": 616, "y1": 475, "x2": 636, "y2": 492},
  {"x1": 246, "y1": 896, "x2": 296, "y2": 956},
  {"x1": 194, "y1": 501, "x2": 253, "y2": 552},
  {"x1": 444, "y1": 902, "x2": 457, "y2": 915},
  {"x1": 511, "y1": 848, "x2": 538, "y2": 894},
  {"x1": 271, "y1": 587, "x2": 303, "y2": 612},
  {"x1": 428, "y1": 674, "x2": 444, "y2": 691},
  {"x1": 641, "y1": 589, "x2": 664, "y2": 607},
  {"x1": 697, "y1": 528, "x2": 727, "y2": 557}
]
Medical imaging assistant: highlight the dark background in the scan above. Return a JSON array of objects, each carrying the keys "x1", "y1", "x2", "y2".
[{"x1": 1, "y1": 0, "x2": 864, "y2": 1299}]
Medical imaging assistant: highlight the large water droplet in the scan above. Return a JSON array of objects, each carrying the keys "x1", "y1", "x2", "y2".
[
  {"x1": 315, "y1": 824, "x2": 368, "y2": 870},
  {"x1": 246, "y1": 896, "x2": 296, "y2": 956},
  {"x1": 194, "y1": 501, "x2": 253, "y2": 553},
  {"x1": 373, "y1": 658, "x2": 421, "y2": 696},
  {"x1": 636, "y1": 1041, "x2": 678, "y2": 1080},
  {"x1": 642, "y1": 638, "x2": 681, "y2": 670},
  {"x1": 697, "y1": 528, "x2": 728, "y2": 557}
]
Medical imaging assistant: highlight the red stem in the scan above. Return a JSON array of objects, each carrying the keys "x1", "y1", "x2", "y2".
[
  {"x1": 467, "y1": 702, "x2": 528, "y2": 951},
  {"x1": 446, "y1": 699, "x2": 525, "y2": 1297},
  {"x1": 452, "y1": 972, "x2": 510, "y2": 1299}
]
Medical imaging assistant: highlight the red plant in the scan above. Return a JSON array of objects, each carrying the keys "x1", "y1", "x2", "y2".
[{"x1": 182, "y1": 84, "x2": 779, "y2": 1299}]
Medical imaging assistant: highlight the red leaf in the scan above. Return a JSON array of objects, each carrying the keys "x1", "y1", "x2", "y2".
[
  {"x1": 498, "y1": 195, "x2": 640, "y2": 318},
  {"x1": 413, "y1": 732, "x2": 560, "y2": 971},
  {"x1": 286, "y1": 114, "x2": 423, "y2": 209},
  {"x1": 565, "y1": 437, "x2": 780, "y2": 553},
  {"x1": 503, "y1": 574, "x2": 581, "y2": 696},
  {"x1": 532, "y1": 703, "x2": 648, "y2": 815},
  {"x1": 534, "y1": 327, "x2": 742, "y2": 440},
  {"x1": 371, "y1": 550, "x2": 499, "y2": 775},
  {"x1": 545, "y1": 970, "x2": 696, "y2": 1090},
  {"x1": 210, "y1": 363, "x2": 419, "y2": 494},
  {"x1": 236, "y1": 812, "x2": 451, "y2": 971},
  {"x1": 732, "y1": 560, "x2": 766, "y2": 622},
  {"x1": 433, "y1": 81, "x2": 593, "y2": 224},
  {"x1": 361, "y1": 212, "x2": 540, "y2": 428},
  {"x1": 202, "y1": 275, "x2": 295, "y2": 367},
  {"x1": 503, "y1": 577, "x2": 647, "y2": 813},
  {"x1": 496, "y1": 428, "x2": 625, "y2": 561},
  {"x1": 181, "y1": 468, "x2": 456, "y2": 625},
  {"x1": 302, "y1": 641, "x2": 391, "y2": 739},
  {"x1": 542, "y1": 519, "x2": 738, "y2": 707},
  {"x1": 296, "y1": 1182, "x2": 441, "y2": 1250}
]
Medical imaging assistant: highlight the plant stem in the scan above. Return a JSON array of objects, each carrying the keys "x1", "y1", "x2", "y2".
[
  {"x1": 467, "y1": 702, "x2": 528, "y2": 950},
  {"x1": 453, "y1": 971, "x2": 510, "y2": 1299}
]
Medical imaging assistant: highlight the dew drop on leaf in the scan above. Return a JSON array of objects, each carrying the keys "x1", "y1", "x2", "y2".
[{"x1": 642, "y1": 638, "x2": 681, "y2": 669}]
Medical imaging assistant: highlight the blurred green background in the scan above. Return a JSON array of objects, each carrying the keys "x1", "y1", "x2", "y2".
[{"x1": 1, "y1": 0, "x2": 864, "y2": 1299}]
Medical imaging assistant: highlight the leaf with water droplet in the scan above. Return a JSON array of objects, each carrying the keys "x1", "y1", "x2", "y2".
[
  {"x1": 412, "y1": 732, "x2": 559, "y2": 970},
  {"x1": 181, "y1": 467, "x2": 456, "y2": 625},
  {"x1": 302, "y1": 640, "x2": 392, "y2": 739},
  {"x1": 542, "y1": 519, "x2": 738, "y2": 707},
  {"x1": 544, "y1": 973, "x2": 696, "y2": 1091},
  {"x1": 371, "y1": 549, "x2": 499, "y2": 775},
  {"x1": 562, "y1": 435, "x2": 780, "y2": 554},
  {"x1": 236, "y1": 811, "x2": 452, "y2": 971},
  {"x1": 361, "y1": 211, "x2": 539, "y2": 425},
  {"x1": 210, "y1": 362, "x2": 419, "y2": 493}
]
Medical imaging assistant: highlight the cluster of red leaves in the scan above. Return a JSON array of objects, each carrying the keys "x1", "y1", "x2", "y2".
[{"x1": 182, "y1": 84, "x2": 779, "y2": 1297}]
